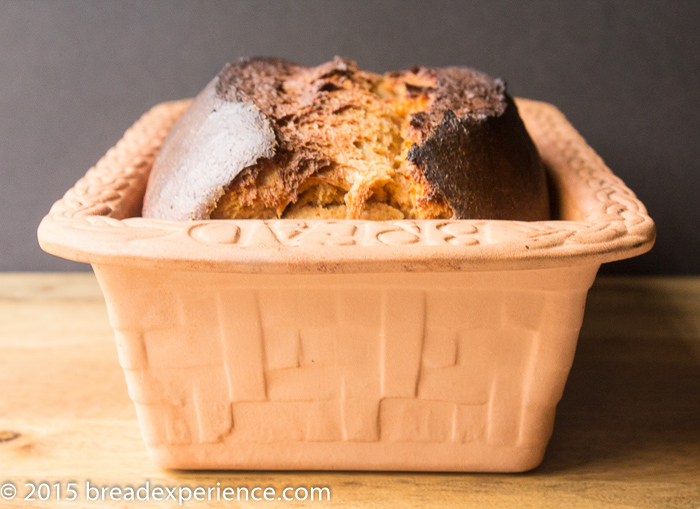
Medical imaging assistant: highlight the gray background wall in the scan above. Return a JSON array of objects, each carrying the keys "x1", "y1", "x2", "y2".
[{"x1": 1, "y1": 0, "x2": 698, "y2": 274}]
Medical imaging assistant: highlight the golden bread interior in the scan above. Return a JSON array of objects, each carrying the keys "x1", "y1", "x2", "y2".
[{"x1": 211, "y1": 69, "x2": 453, "y2": 220}]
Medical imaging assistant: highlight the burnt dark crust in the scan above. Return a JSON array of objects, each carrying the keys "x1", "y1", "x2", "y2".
[
  {"x1": 401, "y1": 66, "x2": 547, "y2": 220},
  {"x1": 415, "y1": 66, "x2": 507, "y2": 129},
  {"x1": 407, "y1": 95, "x2": 549, "y2": 220}
]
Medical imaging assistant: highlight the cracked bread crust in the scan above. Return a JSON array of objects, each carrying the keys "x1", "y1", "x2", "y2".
[{"x1": 142, "y1": 57, "x2": 549, "y2": 221}]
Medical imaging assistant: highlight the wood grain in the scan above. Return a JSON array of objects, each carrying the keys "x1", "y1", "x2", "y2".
[{"x1": 0, "y1": 273, "x2": 698, "y2": 508}]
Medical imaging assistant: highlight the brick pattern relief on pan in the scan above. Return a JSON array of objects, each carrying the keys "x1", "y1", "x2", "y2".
[{"x1": 113, "y1": 285, "x2": 586, "y2": 448}]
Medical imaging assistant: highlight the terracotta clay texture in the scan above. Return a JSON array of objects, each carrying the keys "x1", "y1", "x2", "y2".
[{"x1": 38, "y1": 99, "x2": 655, "y2": 472}]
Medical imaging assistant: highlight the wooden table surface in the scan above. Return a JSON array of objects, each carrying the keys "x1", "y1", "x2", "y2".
[{"x1": 0, "y1": 273, "x2": 698, "y2": 508}]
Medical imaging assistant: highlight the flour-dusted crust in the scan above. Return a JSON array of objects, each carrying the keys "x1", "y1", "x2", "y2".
[
  {"x1": 141, "y1": 76, "x2": 277, "y2": 220},
  {"x1": 141, "y1": 57, "x2": 549, "y2": 221}
]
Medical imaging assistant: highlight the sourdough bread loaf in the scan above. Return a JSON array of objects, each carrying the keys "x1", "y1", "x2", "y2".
[{"x1": 142, "y1": 57, "x2": 549, "y2": 221}]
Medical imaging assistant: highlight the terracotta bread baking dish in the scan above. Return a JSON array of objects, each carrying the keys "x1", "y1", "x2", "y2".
[{"x1": 38, "y1": 98, "x2": 655, "y2": 472}]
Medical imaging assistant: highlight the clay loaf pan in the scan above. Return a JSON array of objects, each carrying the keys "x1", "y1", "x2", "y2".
[{"x1": 38, "y1": 60, "x2": 655, "y2": 472}]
